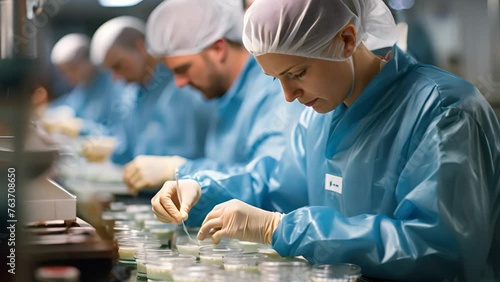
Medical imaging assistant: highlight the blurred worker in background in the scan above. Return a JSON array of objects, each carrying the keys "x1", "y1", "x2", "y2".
[
  {"x1": 85, "y1": 16, "x2": 212, "y2": 171},
  {"x1": 388, "y1": 3, "x2": 437, "y2": 66},
  {"x1": 46, "y1": 33, "x2": 133, "y2": 138},
  {"x1": 121, "y1": 0, "x2": 302, "y2": 193}
]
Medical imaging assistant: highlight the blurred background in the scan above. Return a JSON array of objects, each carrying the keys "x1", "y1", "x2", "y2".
[
  {"x1": 49, "y1": 0, "x2": 500, "y2": 114},
  {"x1": 390, "y1": 0, "x2": 500, "y2": 115},
  {"x1": 3, "y1": 0, "x2": 499, "y2": 114}
]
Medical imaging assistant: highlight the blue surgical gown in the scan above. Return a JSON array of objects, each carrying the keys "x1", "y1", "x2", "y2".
[
  {"x1": 178, "y1": 56, "x2": 302, "y2": 174},
  {"x1": 187, "y1": 47, "x2": 500, "y2": 281},
  {"x1": 111, "y1": 64, "x2": 212, "y2": 165},
  {"x1": 50, "y1": 69, "x2": 134, "y2": 135}
]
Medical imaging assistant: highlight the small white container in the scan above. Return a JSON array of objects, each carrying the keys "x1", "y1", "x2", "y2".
[
  {"x1": 229, "y1": 240, "x2": 260, "y2": 253},
  {"x1": 211, "y1": 269, "x2": 261, "y2": 282},
  {"x1": 110, "y1": 202, "x2": 127, "y2": 211},
  {"x1": 146, "y1": 220, "x2": 177, "y2": 246},
  {"x1": 175, "y1": 236, "x2": 213, "y2": 258},
  {"x1": 133, "y1": 212, "x2": 155, "y2": 229},
  {"x1": 259, "y1": 259, "x2": 311, "y2": 282},
  {"x1": 146, "y1": 255, "x2": 196, "y2": 281},
  {"x1": 172, "y1": 264, "x2": 220, "y2": 282},
  {"x1": 177, "y1": 243, "x2": 202, "y2": 258},
  {"x1": 151, "y1": 228, "x2": 175, "y2": 245},
  {"x1": 114, "y1": 229, "x2": 148, "y2": 239},
  {"x1": 117, "y1": 238, "x2": 161, "y2": 260},
  {"x1": 310, "y1": 264, "x2": 362, "y2": 282},
  {"x1": 117, "y1": 242, "x2": 138, "y2": 260},
  {"x1": 135, "y1": 249, "x2": 177, "y2": 278},
  {"x1": 199, "y1": 246, "x2": 244, "y2": 266},
  {"x1": 134, "y1": 252, "x2": 148, "y2": 277},
  {"x1": 223, "y1": 253, "x2": 268, "y2": 271}
]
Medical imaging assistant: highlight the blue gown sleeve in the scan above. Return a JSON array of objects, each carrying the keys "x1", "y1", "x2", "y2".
[
  {"x1": 79, "y1": 120, "x2": 110, "y2": 136},
  {"x1": 184, "y1": 109, "x2": 309, "y2": 226},
  {"x1": 48, "y1": 87, "x2": 83, "y2": 110},
  {"x1": 179, "y1": 98, "x2": 301, "y2": 176},
  {"x1": 272, "y1": 108, "x2": 499, "y2": 281},
  {"x1": 110, "y1": 119, "x2": 135, "y2": 165},
  {"x1": 185, "y1": 155, "x2": 279, "y2": 226},
  {"x1": 132, "y1": 86, "x2": 212, "y2": 159}
]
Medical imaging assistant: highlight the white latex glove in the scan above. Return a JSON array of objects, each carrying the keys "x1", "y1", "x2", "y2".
[
  {"x1": 123, "y1": 155, "x2": 187, "y2": 193},
  {"x1": 198, "y1": 199, "x2": 282, "y2": 245},
  {"x1": 40, "y1": 118, "x2": 62, "y2": 134},
  {"x1": 151, "y1": 179, "x2": 201, "y2": 224},
  {"x1": 59, "y1": 117, "x2": 82, "y2": 138},
  {"x1": 81, "y1": 137, "x2": 116, "y2": 163},
  {"x1": 41, "y1": 105, "x2": 76, "y2": 134}
]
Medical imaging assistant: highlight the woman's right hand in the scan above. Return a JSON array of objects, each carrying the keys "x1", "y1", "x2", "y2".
[
  {"x1": 81, "y1": 137, "x2": 116, "y2": 162},
  {"x1": 151, "y1": 179, "x2": 201, "y2": 223}
]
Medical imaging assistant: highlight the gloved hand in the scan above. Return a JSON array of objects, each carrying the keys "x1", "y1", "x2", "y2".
[
  {"x1": 41, "y1": 118, "x2": 82, "y2": 136},
  {"x1": 81, "y1": 137, "x2": 116, "y2": 163},
  {"x1": 40, "y1": 118, "x2": 63, "y2": 134},
  {"x1": 197, "y1": 199, "x2": 282, "y2": 245},
  {"x1": 123, "y1": 155, "x2": 187, "y2": 193},
  {"x1": 59, "y1": 117, "x2": 82, "y2": 138},
  {"x1": 40, "y1": 105, "x2": 76, "y2": 134},
  {"x1": 151, "y1": 179, "x2": 201, "y2": 224}
]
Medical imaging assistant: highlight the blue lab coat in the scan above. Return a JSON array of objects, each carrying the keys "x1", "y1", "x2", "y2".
[
  {"x1": 111, "y1": 64, "x2": 211, "y2": 165},
  {"x1": 50, "y1": 69, "x2": 133, "y2": 135}
]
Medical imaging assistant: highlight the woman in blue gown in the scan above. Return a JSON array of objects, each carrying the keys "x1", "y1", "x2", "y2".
[{"x1": 151, "y1": 0, "x2": 500, "y2": 280}]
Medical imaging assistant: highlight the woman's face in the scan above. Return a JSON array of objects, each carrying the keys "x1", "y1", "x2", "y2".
[{"x1": 256, "y1": 53, "x2": 353, "y2": 113}]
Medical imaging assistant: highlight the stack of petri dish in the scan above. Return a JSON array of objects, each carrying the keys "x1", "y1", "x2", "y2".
[
  {"x1": 116, "y1": 237, "x2": 161, "y2": 262},
  {"x1": 310, "y1": 264, "x2": 362, "y2": 282},
  {"x1": 146, "y1": 255, "x2": 197, "y2": 281},
  {"x1": 171, "y1": 264, "x2": 220, "y2": 282},
  {"x1": 133, "y1": 212, "x2": 156, "y2": 230},
  {"x1": 259, "y1": 259, "x2": 311, "y2": 282},
  {"x1": 135, "y1": 248, "x2": 177, "y2": 280},
  {"x1": 228, "y1": 240, "x2": 260, "y2": 253},
  {"x1": 210, "y1": 269, "x2": 261, "y2": 282},
  {"x1": 175, "y1": 235, "x2": 214, "y2": 258},
  {"x1": 144, "y1": 219, "x2": 177, "y2": 247},
  {"x1": 198, "y1": 245, "x2": 244, "y2": 266},
  {"x1": 223, "y1": 253, "x2": 268, "y2": 272}
]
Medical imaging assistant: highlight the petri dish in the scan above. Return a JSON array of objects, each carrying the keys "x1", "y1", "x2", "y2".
[
  {"x1": 259, "y1": 259, "x2": 311, "y2": 282},
  {"x1": 229, "y1": 240, "x2": 260, "y2": 253},
  {"x1": 223, "y1": 253, "x2": 268, "y2": 271},
  {"x1": 146, "y1": 255, "x2": 196, "y2": 281},
  {"x1": 172, "y1": 264, "x2": 220, "y2": 282},
  {"x1": 175, "y1": 235, "x2": 213, "y2": 258},
  {"x1": 310, "y1": 263, "x2": 362, "y2": 282},
  {"x1": 198, "y1": 245, "x2": 244, "y2": 266}
]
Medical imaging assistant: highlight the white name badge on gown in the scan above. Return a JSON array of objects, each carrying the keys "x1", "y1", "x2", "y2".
[{"x1": 325, "y1": 174, "x2": 343, "y2": 194}]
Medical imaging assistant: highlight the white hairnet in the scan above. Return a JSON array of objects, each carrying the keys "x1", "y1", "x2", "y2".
[
  {"x1": 90, "y1": 16, "x2": 146, "y2": 65},
  {"x1": 146, "y1": 0, "x2": 244, "y2": 57},
  {"x1": 243, "y1": 0, "x2": 399, "y2": 61},
  {"x1": 50, "y1": 33, "x2": 90, "y2": 65}
]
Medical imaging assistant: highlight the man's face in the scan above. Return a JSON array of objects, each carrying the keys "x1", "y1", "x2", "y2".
[
  {"x1": 162, "y1": 50, "x2": 226, "y2": 100},
  {"x1": 58, "y1": 61, "x2": 90, "y2": 86},
  {"x1": 104, "y1": 45, "x2": 147, "y2": 84}
]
